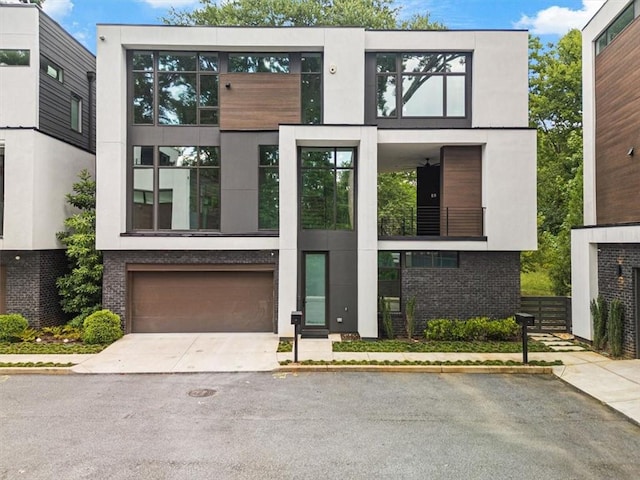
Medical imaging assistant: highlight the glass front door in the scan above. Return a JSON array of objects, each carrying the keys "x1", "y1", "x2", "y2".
[{"x1": 304, "y1": 252, "x2": 327, "y2": 328}]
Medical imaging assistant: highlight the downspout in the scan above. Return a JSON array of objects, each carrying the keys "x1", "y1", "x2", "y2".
[{"x1": 86, "y1": 70, "x2": 96, "y2": 152}]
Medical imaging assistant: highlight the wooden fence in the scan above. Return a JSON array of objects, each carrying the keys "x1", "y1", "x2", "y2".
[{"x1": 520, "y1": 296, "x2": 572, "y2": 333}]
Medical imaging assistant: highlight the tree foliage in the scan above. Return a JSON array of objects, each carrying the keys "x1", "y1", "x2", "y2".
[
  {"x1": 56, "y1": 170, "x2": 103, "y2": 326},
  {"x1": 527, "y1": 29, "x2": 583, "y2": 295},
  {"x1": 164, "y1": 0, "x2": 443, "y2": 29}
]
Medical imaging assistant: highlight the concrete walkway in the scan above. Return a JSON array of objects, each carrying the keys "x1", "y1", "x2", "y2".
[{"x1": 1, "y1": 333, "x2": 640, "y2": 426}]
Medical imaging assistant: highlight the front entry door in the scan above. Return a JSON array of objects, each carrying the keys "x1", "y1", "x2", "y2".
[{"x1": 303, "y1": 252, "x2": 328, "y2": 329}]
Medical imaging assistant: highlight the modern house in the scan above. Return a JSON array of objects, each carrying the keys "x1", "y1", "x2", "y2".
[
  {"x1": 0, "y1": 3, "x2": 95, "y2": 327},
  {"x1": 95, "y1": 24, "x2": 536, "y2": 338},
  {"x1": 573, "y1": 0, "x2": 640, "y2": 357}
]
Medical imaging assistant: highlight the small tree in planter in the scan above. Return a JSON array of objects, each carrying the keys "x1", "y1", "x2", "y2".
[
  {"x1": 379, "y1": 297, "x2": 394, "y2": 339},
  {"x1": 405, "y1": 296, "x2": 416, "y2": 339},
  {"x1": 590, "y1": 295, "x2": 608, "y2": 351}
]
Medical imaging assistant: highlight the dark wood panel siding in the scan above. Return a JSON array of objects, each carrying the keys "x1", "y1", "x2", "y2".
[
  {"x1": 219, "y1": 73, "x2": 300, "y2": 130},
  {"x1": 440, "y1": 146, "x2": 482, "y2": 236},
  {"x1": 595, "y1": 15, "x2": 640, "y2": 224},
  {"x1": 38, "y1": 12, "x2": 95, "y2": 152}
]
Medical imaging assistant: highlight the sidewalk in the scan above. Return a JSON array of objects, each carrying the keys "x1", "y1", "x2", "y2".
[{"x1": 1, "y1": 335, "x2": 639, "y2": 426}]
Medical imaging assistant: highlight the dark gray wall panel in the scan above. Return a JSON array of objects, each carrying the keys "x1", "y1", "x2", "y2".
[
  {"x1": 38, "y1": 12, "x2": 95, "y2": 152},
  {"x1": 220, "y1": 131, "x2": 278, "y2": 233}
]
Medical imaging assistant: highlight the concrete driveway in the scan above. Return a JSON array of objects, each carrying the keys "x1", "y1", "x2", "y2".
[{"x1": 71, "y1": 333, "x2": 280, "y2": 374}]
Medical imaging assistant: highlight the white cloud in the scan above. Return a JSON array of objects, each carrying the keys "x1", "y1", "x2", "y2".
[
  {"x1": 515, "y1": 0, "x2": 606, "y2": 34},
  {"x1": 141, "y1": 0, "x2": 199, "y2": 8},
  {"x1": 42, "y1": 0, "x2": 73, "y2": 20}
]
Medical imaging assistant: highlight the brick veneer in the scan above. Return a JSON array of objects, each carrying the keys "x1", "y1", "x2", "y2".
[
  {"x1": 384, "y1": 251, "x2": 521, "y2": 337},
  {"x1": 102, "y1": 250, "x2": 279, "y2": 331},
  {"x1": 597, "y1": 243, "x2": 640, "y2": 358},
  {"x1": 1, "y1": 250, "x2": 67, "y2": 328}
]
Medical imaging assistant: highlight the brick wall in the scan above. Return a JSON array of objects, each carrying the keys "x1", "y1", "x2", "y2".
[
  {"x1": 102, "y1": 250, "x2": 279, "y2": 330},
  {"x1": 1, "y1": 250, "x2": 67, "y2": 328},
  {"x1": 391, "y1": 251, "x2": 520, "y2": 336},
  {"x1": 597, "y1": 243, "x2": 640, "y2": 358}
]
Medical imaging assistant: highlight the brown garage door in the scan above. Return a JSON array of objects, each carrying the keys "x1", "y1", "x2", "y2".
[{"x1": 130, "y1": 270, "x2": 274, "y2": 333}]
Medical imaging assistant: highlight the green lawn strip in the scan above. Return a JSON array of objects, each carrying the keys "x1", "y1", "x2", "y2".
[
  {"x1": 277, "y1": 341, "x2": 293, "y2": 353},
  {"x1": 332, "y1": 340, "x2": 552, "y2": 353},
  {"x1": 280, "y1": 359, "x2": 563, "y2": 366},
  {"x1": 0, "y1": 342, "x2": 106, "y2": 354},
  {"x1": 0, "y1": 362, "x2": 75, "y2": 368}
]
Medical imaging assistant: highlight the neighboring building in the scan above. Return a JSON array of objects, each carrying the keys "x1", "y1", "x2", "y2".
[
  {"x1": 0, "y1": 3, "x2": 95, "y2": 327},
  {"x1": 96, "y1": 24, "x2": 536, "y2": 338},
  {"x1": 573, "y1": 0, "x2": 640, "y2": 357}
]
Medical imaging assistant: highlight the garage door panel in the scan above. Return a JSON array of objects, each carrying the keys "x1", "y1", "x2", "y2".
[{"x1": 131, "y1": 270, "x2": 274, "y2": 333}]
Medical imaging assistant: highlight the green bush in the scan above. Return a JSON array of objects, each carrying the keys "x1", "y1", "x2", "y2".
[
  {"x1": 608, "y1": 299, "x2": 624, "y2": 357},
  {"x1": 82, "y1": 310, "x2": 123, "y2": 345},
  {"x1": 0, "y1": 314, "x2": 29, "y2": 342},
  {"x1": 405, "y1": 296, "x2": 416, "y2": 339},
  {"x1": 424, "y1": 317, "x2": 518, "y2": 342}
]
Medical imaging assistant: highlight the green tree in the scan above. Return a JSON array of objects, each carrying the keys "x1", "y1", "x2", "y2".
[
  {"x1": 164, "y1": 0, "x2": 443, "y2": 29},
  {"x1": 527, "y1": 29, "x2": 583, "y2": 295},
  {"x1": 57, "y1": 170, "x2": 103, "y2": 327}
]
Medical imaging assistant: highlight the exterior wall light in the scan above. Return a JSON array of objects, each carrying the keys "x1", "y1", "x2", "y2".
[
  {"x1": 628, "y1": 147, "x2": 634, "y2": 157},
  {"x1": 617, "y1": 263, "x2": 623, "y2": 277}
]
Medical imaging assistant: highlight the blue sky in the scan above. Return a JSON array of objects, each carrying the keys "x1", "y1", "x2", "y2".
[{"x1": 8, "y1": 0, "x2": 608, "y2": 53}]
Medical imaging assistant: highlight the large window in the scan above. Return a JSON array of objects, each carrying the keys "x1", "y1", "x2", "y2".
[
  {"x1": 131, "y1": 146, "x2": 220, "y2": 231},
  {"x1": 378, "y1": 252, "x2": 401, "y2": 312},
  {"x1": 596, "y1": 3, "x2": 636, "y2": 54},
  {"x1": 0, "y1": 49, "x2": 30, "y2": 66},
  {"x1": 132, "y1": 51, "x2": 219, "y2": 125},
  {"x1": 259, "y1": 146, "x2": 279, "y2": 230},
  {"x1": 300, "y1": 147, "x2": 355, "y2": 230},
  {"x1": 376, "y1": 53, "x2": 469, "y2": 119}
]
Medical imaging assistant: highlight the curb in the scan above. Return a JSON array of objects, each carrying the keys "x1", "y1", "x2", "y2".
[
  {"x1": 279, "y1": 364, "x2": 554, "y2": 374},
  {"x1": 0, "y1": 367, "x2": 75, "y2": 375}
]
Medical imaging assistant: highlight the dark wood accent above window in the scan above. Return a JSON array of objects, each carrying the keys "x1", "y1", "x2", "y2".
[
  {"x1": 595, "y1": 14, "x2": 640, "y2": 225},
  {"x1": 219, "y1": 73, "x2": 301, "y2": 130}
]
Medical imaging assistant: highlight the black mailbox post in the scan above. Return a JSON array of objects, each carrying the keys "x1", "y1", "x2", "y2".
[
  {"x1": 515, "y1": 312, "x2": 535, "y2": 364},
  {"x1": 291, "y1": 311, "x2": 302, "y2": 363}
]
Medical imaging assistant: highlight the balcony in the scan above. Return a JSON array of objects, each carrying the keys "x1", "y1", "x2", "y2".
[{"x1": 378, "y1": 206, "x2": 485, "y2": 238}]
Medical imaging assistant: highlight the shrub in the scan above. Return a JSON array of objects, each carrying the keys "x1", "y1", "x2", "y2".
[
  {"x1": 608, "y1": 299, "x2": 624, "y2": 357},
  {"x1": 82, "y1": 310, "x2": 123, "y2": 345},
  {"x1": 405, "y1": 296, "x2": 416, "y2": 339},
  {"x1": 425, "y1": 319, "x2": 456, "y2": 341},
  {"x1": 590, "y1": 296, "x2": 608, "y2": 351},
  {"x1": 380, "y1": 297, "x2": 394, "y2": 340},
  {"x1": 425, "y1": 317, "x2": 518, "y2": 342},
  {"x1": 485, "y1": 317, "x2": 518, "y2": 341},
  {"x1": 0, "y1": 314, "x2": 29, "y2": 342}
]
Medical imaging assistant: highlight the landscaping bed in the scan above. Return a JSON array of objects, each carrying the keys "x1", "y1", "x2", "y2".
[{"x1": 333, "y1": 339, "x2": 553, "y2": 353}]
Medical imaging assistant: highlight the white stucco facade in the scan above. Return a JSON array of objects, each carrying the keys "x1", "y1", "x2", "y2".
[{"x1": 96, "y1": 24, "x2": 534, "y2": 337}]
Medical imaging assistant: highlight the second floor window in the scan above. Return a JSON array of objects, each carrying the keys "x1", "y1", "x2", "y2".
[
  {"x1": 375, "y1": 52, "x2": 470, "y2": 119},
  {"x1": 259, "y1": 146, "x2": 279, "y2": 230}
]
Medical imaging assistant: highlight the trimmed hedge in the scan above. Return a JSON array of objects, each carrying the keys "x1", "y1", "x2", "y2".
[
  {"x1": 0, "y1": 314, "x2": 29, "y2": 342},
  {"x1": 424, "y1": 317, "x2": 518, "y2": 342},
  {"x1": 82, "y1": 309, "x2": 123, "y2": 345}
]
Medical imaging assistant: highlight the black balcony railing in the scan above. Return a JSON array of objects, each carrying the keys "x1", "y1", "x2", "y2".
[{"x1": 378, "y1": 206, "x2": 485, "y2": 237}]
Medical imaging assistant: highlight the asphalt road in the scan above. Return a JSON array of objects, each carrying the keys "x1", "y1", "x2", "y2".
[{"x1": 1, "y1": 372, "x2": 639, "y2": 479}]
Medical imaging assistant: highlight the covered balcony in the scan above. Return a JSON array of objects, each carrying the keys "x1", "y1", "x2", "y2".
[{"x1": 377, "y1": 142, "x2": 486, "y2": 240}]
